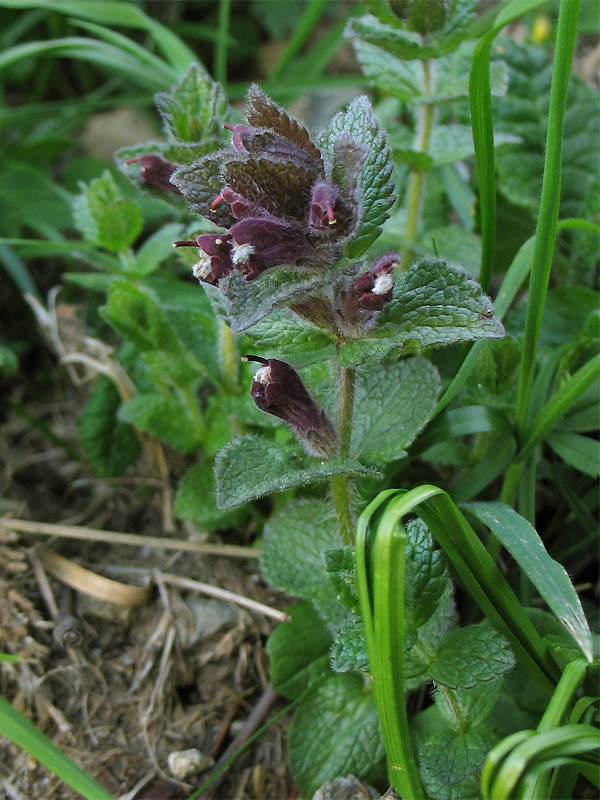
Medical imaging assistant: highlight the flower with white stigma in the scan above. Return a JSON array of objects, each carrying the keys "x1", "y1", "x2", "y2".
[
  {"x1": 243, "y1": 356, "x2": 339, "y2": 458},
  {"x1": 171, "y1": 86, "x2": 370, "y2": 283},
  {"x1": 232, "y1": 241, "x2": 256, "y2": 267},
  {"x1": 334, "y1": 253, "x2": 399, "y2": 334}
]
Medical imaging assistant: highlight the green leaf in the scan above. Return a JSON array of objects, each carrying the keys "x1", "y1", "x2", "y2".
[
  {"x1": 101, "y1": 280, "x2": 203, "y2": 387},
  {"x1": 266, "y1": 601, "x2": 332, "y2": 699},
  {"x1": 248, "y1": 309, "x2": 335, "y2": 366},
  {"x1": 72, "y1": 171, "x2": 142, "y2": 253},
  {"x1": 322, "y1": 545, "x2": 360, "y2": 611},
  {"x1": 338, "y1": 258, "x2": 504, "y2": 367},
  {"x1": 174, "y1": 462, "x2": 247, "y2": 532},
  {"x1": 546, "y1": 432, "x2": 600, "y2": 478},
  {"x1": 494, "y1": 39, "x2": 599, "y2": 226},
  {"x1": 0, "y1": 696, "x2": 113, "y2": 800},
  {"x1": 155, "y1": 62, "x2": 231, "y2": 151},
  {"x1": 288, "y1": 672, "x2": 384, "y2": 795},
  {"x1": 261, "y1": 499, "x2": 342, "y2": 610},
  {"x1": 464, "y1": 502, "x2": 594, "y2": 662},
  {"x1": 404, "y1": 519, "x2": 449, "y2": 631},
  {"x1": 203, "y1": 260, "x2": 352, "y2": 333},
  {"x1": 318, "y1": 96, "x2": 395, "y2": 258},
  {"x1": 118, "y1": 392, "x2": 202, "y2": 453},
  {"x1": 78, "y1": 376, "x2": 141, "y2": 477},
  {"x1": 405, "y1": 582, "x2": 456, "y2": 689},
  {"x1": 428, "y1": 624, "x2": 515, "y2": 689},
  {"x1": 215, "y1": 437, "x2": 378, "y2": 509},
  {"x1": 350, "y1": 357, "x2": 440, "y2": 464},
  {"x1": 436, "y1": 677, "x2": 504, "y2": 731},
  {"x1": 352, "y1": 36, "x2": 507, "y2": 104},
  {"x1": 420, "y1": 725, "x2": 497, "y2": 787},
  {"x1": 330, "y1": 614, "x2": 369, "y2": 673},
  {"x1": 135, "y1": 223, "x2": 183, "y2": 276}
]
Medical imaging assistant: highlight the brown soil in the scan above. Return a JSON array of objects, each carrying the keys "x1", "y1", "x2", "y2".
[{"x1": 1, "y1": 375, "x2": 294, "y2": 800}]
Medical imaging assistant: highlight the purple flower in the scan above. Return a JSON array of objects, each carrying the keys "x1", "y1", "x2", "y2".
[
  {"x1": 335, "y1": 253, "x2": 398, "y2": 333},
  {"x1": 245, "y1": 356, "x2": 338, "y2": 458},
  {"x1": 172, "y1": 86, "x2": 367, "y2": 284},
  {"x1": 126, "y1": 155, "x2": 181, "y2": 195}
]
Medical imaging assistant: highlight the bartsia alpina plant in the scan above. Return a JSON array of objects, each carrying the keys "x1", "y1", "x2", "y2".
[{"x1": 171, "y1": 85, "x2": 368, "y2": 283}]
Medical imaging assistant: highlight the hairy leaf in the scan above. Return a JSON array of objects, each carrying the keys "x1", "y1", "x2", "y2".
[
  {"x1": 419, "y1": 725, "x2": 497, "y2": 787},
  {"x1": 319, "y1": 96, "x2": 395, "y2": 257},
  {"x1": 155, "y1": 62, "x2": 230, "y2": 146},
  {"x1": 174, "y1": 462, "x2": 246, "y2": 531},
  {"x1": 338, "y1": 258, "x2": 504, "y2": 367},
  {"x1": 260, "y1": 498, "x2": 348, "y2": 626},
  {"x1": 435, "y1": 677, "x2": 504, "y2": 731},
  {"x1": 248, "y1": 309, "x2": 335, "y2": 366},
  {"x1": 267, "y1": 601, "x2": 332, "y2": 699},
  {"x1": 204, "y1": 259, "x2": 351, "y2": 332},
  {"x1": 78, "y1": 376, "x2": 140, "y2": 477},
  {"x1": 428, "y1": 624, "x2": 515, "y2": 689},
  {"x1": 289, "y1": 672, "x2": 384, "y2": 795},
  {"x1": 350, "y1": 357, "x2": 440, "y2": 464},
  {"x1": 72, "y1": 171, "x2": 142, "y2": 253}
]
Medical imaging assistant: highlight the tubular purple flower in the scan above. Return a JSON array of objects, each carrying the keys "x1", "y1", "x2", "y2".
[
  {"x1": 126, "y1": 155, "x2": 181, "y2": 194},
  {"x1": 336, "y1": 253, "x2": 399, "y2": 333},
  {"x1": 245, "y1": 356, "x2": 339, "y2": 458},
  {"x1": 171, "y1": 86, "x2": 367, "y2": 283}
]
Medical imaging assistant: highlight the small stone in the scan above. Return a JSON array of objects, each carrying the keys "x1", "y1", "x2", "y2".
[{"x1": 167, "y1": 748, "x2": 214, "y2": 780}]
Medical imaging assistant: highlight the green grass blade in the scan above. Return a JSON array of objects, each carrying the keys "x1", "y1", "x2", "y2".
[
  {"x1": 0, "y1": 37, "x2": 175, "y2": 89},
  {"x1": 356, "y1": 490, "x2": 430, "y2": 798},
  {"x1": 214, "y1": 0, "x2": 231, "y2": 87},
  {"x1": 516, "y1": 354, "x2": 600, "y2": 464},
  {"x1": 0, "y1": 696, "x2": 113, "y2": 800},
  {"x1": 469, "y1": 0, "x2": 547, "y2": 292},
  {"x1": 359, "y1": 488, "x2": 561, "y2": 693},
  {"x1": 538, "y1": 661, "x2": 589, "y2": 732},
  {"x1": 488, "y1": 726, "x2": 599, "y2": 799},
  {"x1": 67, "y1": 19, "x2": 179, "y2": 80},
  {"x1": 270, "y1": 0, "x2": 328, "y2": 81},
  {"x1": 464, "y1": 502, "x2": 593, "y2": 661},
  {"x1": 514, "y1": 0, "x2": 581, "y2": 434},
  {"x1": 434, "y1": 235, "x2": 535, "y2": 416},
  {"x1": 0, "y1": 0, "x2": 195, "y2": 71},
  {"x1": 0, "y1": 244, "x2": 39, "y2": 299}
]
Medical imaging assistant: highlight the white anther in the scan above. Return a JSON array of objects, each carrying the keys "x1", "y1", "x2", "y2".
[
  {"x1": 232, "y1": 241, "x2": 255, "y2": 266},
  {"x1": 254, "y1": 365, "x2": 271, "y2": 384},
  {"x1": 372, "y1": 273, "x2": 394, "y2": 295},
  {"x1": 192, "y1": 251, "x2": 212, "y2": 281}
]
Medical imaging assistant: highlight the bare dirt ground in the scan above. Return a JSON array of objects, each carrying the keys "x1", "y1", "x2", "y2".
[{"x1": 1, "y1": 373, "x2": 294, "y2": 800}]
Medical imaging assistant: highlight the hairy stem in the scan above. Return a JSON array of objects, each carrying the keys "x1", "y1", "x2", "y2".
[
  {"x1": 331, "y1": 365, "x2": 356, "y2": 545},
  {"x1": 400, "y1": 60, "x2": 435, "y2": 271},
  {"x1": 219, "y1": 319, "x2": 238, "y2": 394}
]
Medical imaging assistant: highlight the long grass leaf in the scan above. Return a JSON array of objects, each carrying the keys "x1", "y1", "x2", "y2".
[
  {"x1": 469, "y1": 0, "x2": 547, "y2": 292},
  {"x1": 0, "y1": 38, "x2": 174, "y2": 89},
  {"x1": 515, "y1": 0, "x2": 581, "y2": 433},
  {"x1": 0, "y1": 696, "x2": 113, "y2": 800},
  {"x1": 359, "y1": 488, "x2": 561, "y2": 693},
  {"x1": 517, "y1": 354, "x2": 600, "y2": 463},
  {"x1": 0, "y1": 0, "x2": 195, "y2": 72},
  {"x1": 466, "y1": 502, "x2": 594, "y2": 661},
  {"x1": 270, "y1": 0, "x2": 328, "y2": 81}
]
